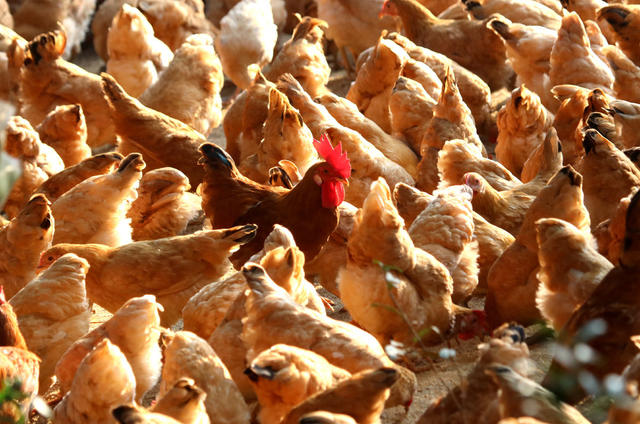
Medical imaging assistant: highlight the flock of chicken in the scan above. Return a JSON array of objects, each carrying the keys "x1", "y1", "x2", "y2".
[{"x1": 0, "y1": 0, "x2": 639, "y2": 422}]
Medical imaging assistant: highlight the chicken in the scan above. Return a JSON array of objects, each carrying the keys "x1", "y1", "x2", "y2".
[
  {"x1": 9, "y1": 253, "x2": 90, "y2": 390},
  {"x1": 246, "y1": 344, "x2": 351, "y2": 424},
  {"x1": 597, "y1": 5, "x2": 640, "y2": 66},
  {"x1": 603, "y1": 45, "x2": 640, "y2": 104},
  {"x1": 593, "y1": 189, "x2": 635, "y2": 265},
  {"x1": 92, "y1": 0, "x2": 216, "y2": 60},
  {"x1": 393, "y1": 182, "x2": 514, "y2": 292},
  {"x1": 139, "y1": 34, "x2": 223, "y2": 137},
  {"x1": 106, "y1": 4, "x2": 173, "y2": 97},
  {"x1": 151, "y1": 377, "x2": 210, "y2": 424},
  {"x1": 437, "y1": 140, "x2": 521, "y2": 192},
  {"x1": 464, "y1": 0, "x2": 561, "y2": 30},
  {"x1": 346, "y1": 37, "x2": 408, "y2": 134},
  {"x1": 408, "y1": 185, "x2": 479, "y2": 303},
  {"x1": 127, "y1": 167, "x2": 205, "y2": 241},
  {"x1": 380, "y1": 0, "x2": 511, "y2": 90},
  {"x1": 578, "y1": 129, "x2": 640, "y2": 227},
  {"x1": 464, "y1": 130, "x2": 563, "y2": 235},
  {"x1": 388, "y1": 76, "x2": 436, "y2": 154},
  {"x1": 417, "y1": 67, "x2": 485, "y2": 193},
  {"x1": 417, "y1": 324, "x2": 531, "y2": 424},
  {"x1": 263, "y1": 17, "x2": 331, "y2": 98},
  {"x1": 316, "y1": 0, "x2": 396, "y2": 69},
  {"x1": 202, "y1": 226, "x2": 328, "y2": 401},
  {"x1": 160, "y1": 331, "x2": 250, "y2": 424},
  {"x1": 101, "y1": 73, "x2": 206, "y2": 186},
  {"x1": 2, "y1": 115, "x2": 64, "y2": 218},
  {"x1": 222, "y1": 71, "x2": 275, "y2": 163},
  {"x1": 34, "y1": 152, "x2": 123, "y2": 203},
  {"x1": 487, "y1": 365, "x2": 589, "y2": 423},
  {"x1": 36, "y1": 104, "x2": 91, "y2": 168},
  {"x1": 520, "y1": 128, "x2": 563, "y2": 183},
  {"x1": 315, "y1": 91, "x2": 419, "y2": 178},
  {"x1": 40, "y1": 224, "x2": 256, "y2": 325},
  {"x1": 0, "y1": 194, "x2": 53, "y2": 298},
  {"x1": 215, "y1": 0, "x2": 277, "y2": 90},
  {"x1": 51, "y1": 153, "x2": 144, "y2": 246},
  {"x1": 182, "y1": 224, "x2": 299, "y2": 341},
  {"x1": 277, "y1": 74, "x2": 415, "y2": 206},
  {"x1": 53, "y1": 339, "x2": 136, "y2": 424},
  {"x1": 240, "y1": 263, "x2": 416, "y2": 409},
  {"x1": 282, "y1": 368, "x2": 397, "y2": 424},
  {"x1": 609, "y1": 99, "x2": 640, "y2": 149},
  {"x1": 384, "y1": 32, "x2": 493, "y2": 141},
  {"x1": 19, "y1": 30, "x2": 116, "y2": 147},
  {"x1": 13, "y1": 0, "x2": 96, "y2": 58},
  {"x1": 199, "y1": 134, "x2": 351, "y2": 266},
  {"x1": 487, "y1": 17, "x2": 558, "y2": 110},
  {"x1": 496, "y1": 85, "x2": 553, "y2": 178},
  {"x1": 54, "y1": 295, "x2": 161, "y2": 402},
  {"x1": 112, "y1": 405, "x2": 183, "y2": 424},
  {"x1": 549, "y1": 13, "x2": 614, "y2": 93},
  {"x1": 239, "y1": 87, "x2": 317, "y2": 183},
  {"x1": 550, "y1": 84, "x2": 591, "y2": 163},
  {"x1": 535, "y1": 218, "x2": 613, "y2": 331},
  {"x1": 0, "y1": 287, "x2": 40, "y2": 422},
  {"x1": 339, "y1": 178, "x2": 457, "y2": 344},
  {"x1": 543, "y1": 189, "x2": 640, "y2": 403},
  {"x1": 485, "y1": 166, "x2": 591, "y2": 328}
]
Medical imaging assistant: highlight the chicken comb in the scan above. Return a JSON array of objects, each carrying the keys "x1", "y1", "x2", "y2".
[{"x1": 313, "y1": 133, "x2": 351, "y2": 179}]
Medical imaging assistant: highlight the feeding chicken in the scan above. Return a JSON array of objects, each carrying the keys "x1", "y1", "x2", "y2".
[
  {"x1": 106, "y1": 3, "x2": 173, "y2": 97},
  {"x1": 9, "y1": 253, "x2": 90, "y2": 390},
  {"x1": 139, "y1": 34, "x2": 223, "y2": 137},
  {"x1": 151, "y1": 377, "x2": 210, "y2": 424},
  {"x1": 40, "y1": 224, "x2": 256, "y2": 325}
]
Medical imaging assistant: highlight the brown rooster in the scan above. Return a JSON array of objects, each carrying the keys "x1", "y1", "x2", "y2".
[{"x1": 200, "y1": 133, "x2": 351, "y2": 267}]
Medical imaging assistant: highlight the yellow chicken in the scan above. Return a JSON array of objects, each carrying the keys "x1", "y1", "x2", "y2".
[
  {"x1": 54, "y1": 295, "x2": 162, "y2": 401},
  {"x1": 36, "y1": 104, "x2": 91, "y2": 168},
  {"x1": 53, "y1": 339, "x2": 136, "y2": 424},
  {"x1": 246, "y1": 344, "x2": 351, "y2": 424},
  {"x1": 151, "y1": 377, "x2": 210, "y2": 424},
  {"x1": 160, "y1": 331, "x2": 250, "y2": 424},
  {"x1": 39, "y1": 224, "x2": 257, "y2": 325},
  {"x1": 535, "y1": 218, "x2": 613, "y2": 330},
  {"x1": 0, "y1": 194, "x2": 54, "y2": 298},
  {"x1": 51, "y1": 153, "x2": 144, "y2": 247},
  {"x1": 139, "y1": 34, "x2": 224, "y2": 137},
  {"x1": 9, "y1": 253, "x2": 90, "y2": 390}
]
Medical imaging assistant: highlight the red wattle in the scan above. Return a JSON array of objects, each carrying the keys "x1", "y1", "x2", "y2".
[{"x1": 321, "y1": 180, "x2": 345, "y2": 208}]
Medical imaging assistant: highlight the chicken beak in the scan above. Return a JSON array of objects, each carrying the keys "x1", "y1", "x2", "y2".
[{"x1": 338, "y1": 177, "x2": 350, "y2": 187}]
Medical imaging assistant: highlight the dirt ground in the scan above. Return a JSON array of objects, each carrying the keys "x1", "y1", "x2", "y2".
[{"x1": 27, "y1": 44, "x2": 556, "y2": 424}]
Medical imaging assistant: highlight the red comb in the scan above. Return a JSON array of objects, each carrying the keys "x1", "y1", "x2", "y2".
[{"x1": 313, "y1": 133, "x2": 351, "y2": 179}]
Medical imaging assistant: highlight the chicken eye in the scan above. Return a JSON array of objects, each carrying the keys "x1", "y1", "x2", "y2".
[{"x1": 48, "y1": 256, "x2": 53, "y2": 261}]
